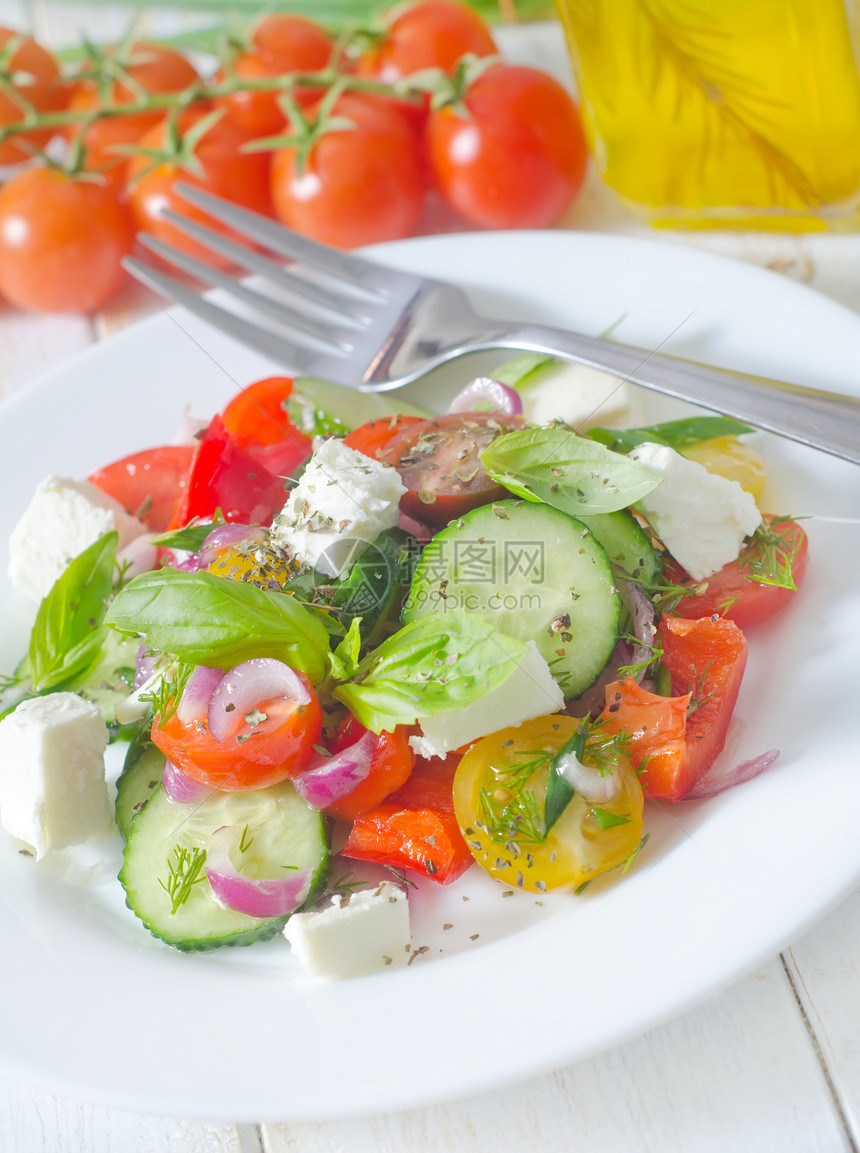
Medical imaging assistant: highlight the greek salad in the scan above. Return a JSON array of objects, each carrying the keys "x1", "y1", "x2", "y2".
[{"x1": 0, "y1": 358, "x2": 808, "y2": 978}]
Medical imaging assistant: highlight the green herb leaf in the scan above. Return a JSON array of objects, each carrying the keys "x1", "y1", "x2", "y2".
[
  {"x1": 738, "y1": 516, "x2": 803, "y2": 590},
  {"x1": 587, "y1": 415, "x2": 754, "y2": 454},
  {"x1": 328, "y1": 616, "x2": 362, "y2": 681},
  {"x1": 590, "y1": 807, "x2": 632, "y2": 830},
  {"x1": 105, "y1": 568, "x2": 330, "y2": 683},
  {"x1": 335, "y1": 609, "x2": 529, "y2": 733},
  {"x1": 27, "y1": 532, "x2": 118, "y2": 692},
  {"x1": 481, "y1": 426, "x2": 661, "y2": 516},
  {"x1": 151, "y1": 518, "x2": 224, "y2": 553},
  {"x1": 487, "y1": 353, "x2": 555, "y2": 389},
  {"x1": 543, "y1": 728, "x2": 586, "y2": 835}
]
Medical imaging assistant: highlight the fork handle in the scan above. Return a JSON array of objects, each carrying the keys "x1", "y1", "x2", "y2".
[{"x1": 498, "y1": 323, "x2": 860, "y2": 465}]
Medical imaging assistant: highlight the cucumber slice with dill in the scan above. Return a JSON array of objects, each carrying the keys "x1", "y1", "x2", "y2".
[
  {"x1": 120, "y1": 781, "x2": 329, "y2": 952},
  {"x1": 115, "y1": 724, "x2": 164, "y2": 839},
  {"x1": 403, "y1": 500, "x2": 619, "y2": 700}
]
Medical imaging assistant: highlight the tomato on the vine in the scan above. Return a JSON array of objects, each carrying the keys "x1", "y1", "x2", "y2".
[
  {"x1": 427, "y1": 63, "x2": 589, "y2": 229},
  {"x1": 216, "y1": 14, "x2": 335, "y2": 140},
  {"x1": 0, "y1": 28, "x2": 66, "y2": 165},
  {"x1": 356, "y1": 0, "x2": 497, "y2": 82},
  {"x1": 66, "y1": 42, "x2": 199, "y2": 185},
  {"x1": 269, "y1": 92, "x2": 425, "y2": 249},
  {"x1": 0, "y1": 167, "x2": 134, "y2": 313},
  {"x1": 126, "y1": 108, "x2": 274, "y2": 269}
]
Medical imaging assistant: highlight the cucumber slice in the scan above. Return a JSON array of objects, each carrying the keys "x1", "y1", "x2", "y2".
[
  {"x1": 578, "y1": 510, "x2": 662, "y2": 583},
  {"x1": 403, "y1": 500, "x2": 619, "y2": 699},
  {"x1": 115, "y1": 724, "x2": 163, "y2": 839},
  {"x1": 289, "y1": 377, "x2": 432, "y2": 434},
  {"x1": 120, "y1": 782, "x2": 329, "y2": 951}
]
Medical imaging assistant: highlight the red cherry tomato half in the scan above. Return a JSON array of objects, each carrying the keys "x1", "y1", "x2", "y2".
[
  {"x1": 89, "y1": 445, "x2": 195, "y2": 532},
  {"x1": 269, "y1": 93, "x2": 425, "y2": 249},
  {"x1": 0, "y1": 168, "x2": 134, "y2": 313},
  {"x1": 379, "y1": 410, "x2": 524, "y2": 525},
  {"x1": 152, "y1": 672, "x2": 322, "y2": 791},
  {"x1": 221, "y1": 376, "x2": 302, "y2": 448},
  {"x1": 427, "y1": 63, "x2": 589, "y2": 229},
  {"x1": 665, "y1": 516, "x2": 809, "y2": 631},
  {"x1": 342, "y1": 415, "x2": 424, "y2": 460},
  {"x1": 322, "y1": 714, "x2": 415, "y2": 822}
]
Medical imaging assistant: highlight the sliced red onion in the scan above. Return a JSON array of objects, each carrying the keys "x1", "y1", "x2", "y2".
[
  {"x1": 199, "y1": 523, "x2": 266, "y2": 567},
  {"x1": 205, "y1": 825, "x2": 313, "y2": 918},
  {"x1": 555, "y1": 747, "x2": 621, "y2": 803},
  {"x1": 163, "y1": 759, "x2": 211, "y2": 805},
  {"x1": 135, "y1": 643, "x2": 157, "y2": 689},
  {"x1": 618, "y1": 578, "x2": 657, "y2": 682},
  {"x1": 118, "y1": 533, "x2": 159, "y2": 581},
  {"x1": 208, "y1": 658, "x2": 310, "y2": 744},
  {"x1": 446, "y1": 377, "x2": 523, "y2": 417},
  {"x1": 292, "y1": 729, "x2": 378, "y2": 809},
  {"x1": 689, "y1": 749, "x2": 780, "y2": 800},
  {"x1": 176, "y1": 665, "x2": 223, "y2": 725}
]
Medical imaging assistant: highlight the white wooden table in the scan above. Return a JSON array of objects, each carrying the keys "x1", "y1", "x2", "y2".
[{"x1": 2, "y1": 8, "x2": 860, "y2": 1151}]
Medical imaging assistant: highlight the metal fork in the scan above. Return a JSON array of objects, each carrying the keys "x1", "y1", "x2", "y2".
[{"x1": 124, "y1": 183, "x2": 860, "y2": 466}]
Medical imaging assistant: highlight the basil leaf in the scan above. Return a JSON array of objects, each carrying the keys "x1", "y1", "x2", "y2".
[
  {"x1": 481, "y1": 426, "x2": 661, "y2": 516},
  {"x1": 27, "y1": 532, "x2": 118, "y2": 693},
  {"x1": 588, "y1": 415, "x2": 754, "y2": 454},
  {"x1": 152, "y1": 519, "x2": 223, "y2": 553},
  {"x1": 488, "y1": 353, "x2": 555, "y2": 389},
  {"x1": 328, "y1": 617, "x2": 362, "y2": 681},
  {"x1": 105, "y1": 568, "x2": 330, "y2": 683},
  {"x1": 590, "y1": 807, "x2": 632, "y2": 830},
  {"x1": 335, "y1": 609, "x2": 529, "y2": 733}
]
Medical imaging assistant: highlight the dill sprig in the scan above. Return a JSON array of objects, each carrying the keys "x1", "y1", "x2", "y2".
[
  {"x1": 141, "y1": 660, "x2": 194, "y2": 729},
  {"x1": 158, "y1": 845, "x2": 207, "y2": 915},
  {"x1": 738, "y1": 516, "x2": 802, "y2": 590}
]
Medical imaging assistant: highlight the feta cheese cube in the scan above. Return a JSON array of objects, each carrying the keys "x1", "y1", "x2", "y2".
[
  {"x1": 9, "y1": 476, "x2": 147, "y2": 602},
  {"x1": 520, "y1": 362, "x2": 644, "y2": 431},
  {"x1": 410, "y1": 641, "x2": 564, "y2": 759},
  {"x1": 629, "y1": 442, "x2": 762, "y2": 581},
  {"x1": 0, "y1": 693, "x2": 113, "y2": 859},
  {"x1": 283, "y1": 882, "x2": 411, "y2": 979},
  {"x1": 271, "y1": 438, "x2": 406, "y2": 578}
]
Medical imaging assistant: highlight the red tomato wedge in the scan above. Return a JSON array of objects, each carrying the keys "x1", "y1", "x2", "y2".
[
  {"x1": 322, "y1": 715, "x2": 416, "y2": 823},
  {"x1": 342, "y1": 415, "x2": 424, "y2": 460},
  {"x1": 341, "y1": 755, "x2": 472, "y2": 883},
  {"x1": 174, "y1": 415, "x2": 290, "y2": 527},
  {"x1": 666, "y1": 515, "x2": 809, "y2": 630},
  {"x1": 221, "y1": 376, "x2": 303, "y2": 448},
  {"x1": 89, "y1": 445, "x2": 194, "y2": 532},
  {"x1": 152, "y1": 673, "x2": 322, "y2": 792},
  {"x1": 601, "y1": 615, "x2": 748, "y2": 801}
]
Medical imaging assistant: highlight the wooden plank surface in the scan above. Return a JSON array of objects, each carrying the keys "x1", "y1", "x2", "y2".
[{"x1": 1, "y1": 8, "x2": 859, "y2": 1152}]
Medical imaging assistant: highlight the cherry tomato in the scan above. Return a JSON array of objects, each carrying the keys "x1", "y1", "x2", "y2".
[
  {"x1": 269, "y1": 92, "x2": 424, "y2": 249},
  {"x1": 356, "y1": 1, "x2": 497, "y2": 82},
  {"x1": 216, "y1": 14, "x2": 335, "y2": 140},
  {"x1": 379, "y1": 411, "x2": 524, "y2": 525},
  {"x1": 175, "y1": 415, "x2": 292, "y2": 528},
  {"x1": 67, "y1": 43, "x2": 199, "y2": 185},
  {"x1": 127, "y1": 108, "x2": 274, "y2": 269},
  {"x1": 342, "y1": 415, "x2": 424, "y2": 459},
  {"x1": 88, "y1": 445, "x2": 194, "y2": 531},
  {"x1": 665, "y1": 516, "x2": 809, "y2": 631},
  {"x1": 0, "y1": 28, "x2": 66, "y2": 165},
  {"x1": 0, "y1": 167, "x2": 134, "y2": 313},
  {"x1": 152, "y1": 672, "x2": 322, "y2": 791},
  {"x1": 453, "y1": 716, "x2": 644, "y2": 892},
  {"x1": 427, "y1": 63, "x2": 588, "y2": 229},
  {"x1": 322, "y1": 714, "x2": 415, "y2": 822},
  {"x1": 680, "y1": 435, "x2": 767, "y2": 500},
  {"x1": 342, "y1": 754, "x2": 472, "y2": 884}
]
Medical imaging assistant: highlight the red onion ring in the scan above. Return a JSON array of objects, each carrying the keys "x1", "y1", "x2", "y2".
[
  {"x1": 205, "y1": 825, "x2": 313, "y2": 918},
  {"x1": 689, "y1": 749, "x2": 780, "y2": 799},
  {"x1": 446, "y1": 377, "x2": 523, "y2": 417},
  {"x1": 135, "y1": 643, "x2": 157, "y2": 689},
  {"x1": 208, "y1": 658, "x2": 311, "y2": 744},
  {"x1": 163, "y1": 759, "x2": 211, "y2": 805},
  {"x1": 292, "y1": 729, "x2": 379, "y2": 809},
  {"x1": 176, "y1": 665, "x2": 223, "y2": 725}
]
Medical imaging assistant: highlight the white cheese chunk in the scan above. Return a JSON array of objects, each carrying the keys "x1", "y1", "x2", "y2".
[
  {"x1": 0, "y1": 693, "x2": 113, "y2": 859},
  {"x1": 9, "y1": 475, "x2": 147, "y2": 602},
  {"x1": 270, "y1": 438, "x2": 406, "y2": 578},
  {"x1": 629, "y1": 442, "x2": 762, "y2": 581},
  {"x1": 283, "y1": 882, "x2": 411, "y2": 979},
  {"x1": 410, "y1": 640, "x2": 564, "y2": 760},
  {"x1": 519, "y1": 361, "x2": 644, "y2": 431}
]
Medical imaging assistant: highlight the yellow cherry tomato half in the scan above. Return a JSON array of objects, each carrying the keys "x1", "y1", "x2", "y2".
[
  {"x1": 453, "y1": 716, "x2": 645, "y2": 893},
  {"x1": 680, "y1": 435, "x2": 767, "y2": 501}
]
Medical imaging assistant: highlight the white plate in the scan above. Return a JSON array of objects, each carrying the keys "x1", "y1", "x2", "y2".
[{"x1": 1, "y1": 231, "x2": 859, "y2": 1123}]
